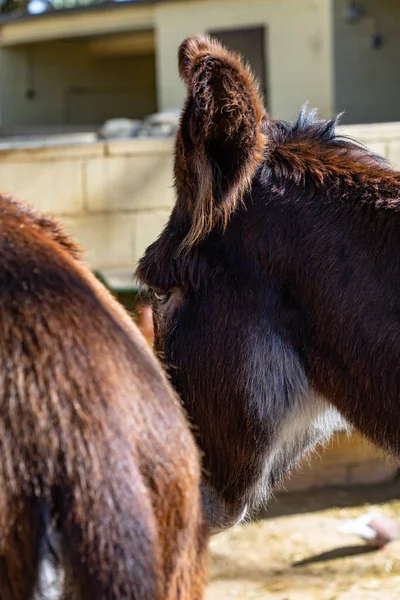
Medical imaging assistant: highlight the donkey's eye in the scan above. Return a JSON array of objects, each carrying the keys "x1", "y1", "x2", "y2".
[{"x1": 153, "y1": 290, "x2": 171, "y2": 304}]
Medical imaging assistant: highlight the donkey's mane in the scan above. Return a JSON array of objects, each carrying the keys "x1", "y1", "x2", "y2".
[
  {"x1": 266, "y1": 105, "x2": 342, "y2": 146},
  {"x1": 264, "y1": 105, "x2": 400, "y2": 200}
]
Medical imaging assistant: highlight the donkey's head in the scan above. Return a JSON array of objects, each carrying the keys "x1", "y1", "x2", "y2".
[{"x1": 137, "y1": 35, "x2": 344, "y2": 532}]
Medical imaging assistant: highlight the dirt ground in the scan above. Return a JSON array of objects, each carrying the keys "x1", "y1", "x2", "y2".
[{"x1": 205, "y1": 483, "x2": 400, "y2": 600}]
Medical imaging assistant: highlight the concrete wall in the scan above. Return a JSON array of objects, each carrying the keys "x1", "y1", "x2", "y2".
[
  {"x1": 0, "y1": 119, "x2": 399, "y2": 274},
  {"x1": 337, "y1": 121, "x2": 400, "y2": 164},
  {"x1": 0, "y1": 137, "x2": 174, "y2": 272},
  {"x1": 155, "y1": 0, "x2": 334, "y2": 121},
  {"x1": 0, "y1": 39, "x2": 157, "y2": 129},
  {"x1": 286, "y1": 432, "x2": 396, "y2": 491},
  {"x1": 333, "y1": 0, "x2": 400, "y2": 124}
]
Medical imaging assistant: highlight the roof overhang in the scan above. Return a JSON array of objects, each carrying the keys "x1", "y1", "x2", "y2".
[{"x1": 0, "y1": 2, "x2": 155, "y2": 46}]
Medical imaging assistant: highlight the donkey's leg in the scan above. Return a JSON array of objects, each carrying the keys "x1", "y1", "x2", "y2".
[{"x1": 0, "y1": 496, "x2": 44, "y2": 600}]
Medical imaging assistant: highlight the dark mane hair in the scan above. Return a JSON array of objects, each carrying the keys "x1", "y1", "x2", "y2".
[{"x1": 264, "y1": 105, "x2": 400, "y2": 199}]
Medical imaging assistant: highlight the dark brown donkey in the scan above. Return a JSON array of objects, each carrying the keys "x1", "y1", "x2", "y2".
[
  {"x1": 0, "y1": 195, "x2": 207, "y2": 599},
  {"x1": 138, "y1": 34, "x2": 400, "y2": 533}
]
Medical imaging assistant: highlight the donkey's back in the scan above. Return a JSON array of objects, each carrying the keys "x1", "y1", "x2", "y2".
[{"x1": 0, "y1": 195, "x2": 206, "y2": 599}]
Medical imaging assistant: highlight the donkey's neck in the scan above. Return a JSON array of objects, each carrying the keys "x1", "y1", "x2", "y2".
[{"x1": 257, "y1": 157, "x2": 400, "y2": 456}]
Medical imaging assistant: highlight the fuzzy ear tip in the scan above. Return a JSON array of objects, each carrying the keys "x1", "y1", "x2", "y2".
[{"x1": 178, "y1": 34, "x2": 214, "y2": 82}]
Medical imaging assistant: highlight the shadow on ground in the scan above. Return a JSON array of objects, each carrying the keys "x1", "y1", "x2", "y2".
[
  {"x1": 255, "y1": 481, "x2": 400, "y2": 520},
  {"x1": 206, "y1": 482, "x2": 400, "y2": 599}
]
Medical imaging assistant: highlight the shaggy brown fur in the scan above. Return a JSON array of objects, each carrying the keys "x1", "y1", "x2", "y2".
[
  {"x1": 0, "y1": 195, "x2": 207, "y2": 598},
  {"x1": 138, "y1": 35, "x2": 400, "y2": 532}
]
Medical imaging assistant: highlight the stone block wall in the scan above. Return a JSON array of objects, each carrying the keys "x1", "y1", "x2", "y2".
[
  {"x1": 285, "y1": 432, "x2": 397, "y2": 491},
  {"x1": 0, "y1": 137, "x2": 175, "y2": 275},
  {"x1": 0, "y1": 120, "x2": 399, "y2": 279}
]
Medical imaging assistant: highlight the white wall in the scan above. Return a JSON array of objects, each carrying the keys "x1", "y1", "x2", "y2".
[{"x1": 155, "y1": 0, "x2": 334, "y2": 121}]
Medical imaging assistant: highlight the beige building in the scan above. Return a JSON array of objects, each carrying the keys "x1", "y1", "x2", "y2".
[{"x1": 0, "y1": 0, "x2": 398, "y2": 134}]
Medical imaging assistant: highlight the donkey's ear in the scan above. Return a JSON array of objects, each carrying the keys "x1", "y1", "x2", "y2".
[{"x1": 175, "y1": 34, "x2": 266, "y2": 248}]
